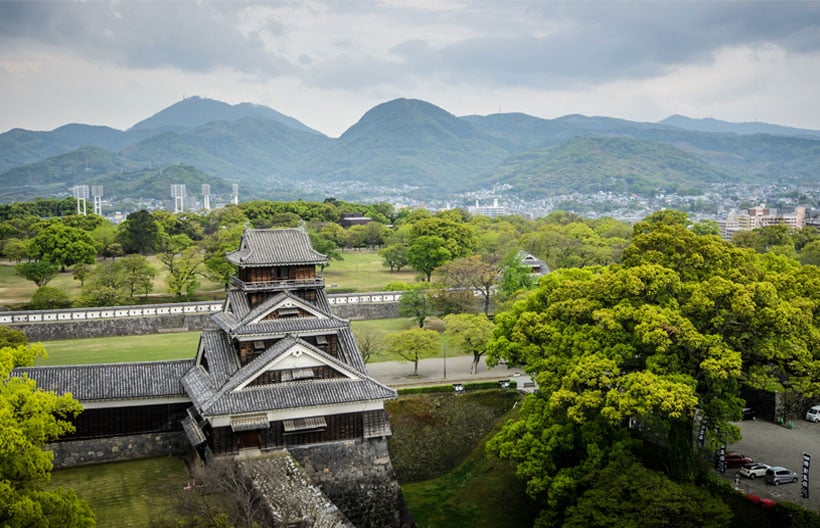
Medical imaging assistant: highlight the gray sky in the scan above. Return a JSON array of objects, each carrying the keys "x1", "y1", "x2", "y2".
[{"x1": 1, "y1": 0, "x2": 819, "y2": 137}]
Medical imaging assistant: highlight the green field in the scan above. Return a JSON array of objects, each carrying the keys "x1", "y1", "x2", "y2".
[
  {"x1": 322, "y1": 249, "x2": 417, "y2": 292},
  {"x1": 37, "y1": 332, "x2": 201, "y2": 365},
  {"x1": 35, "y1": 318, "x2": 437, "y2": 366},
  {"x1": 50, "y1": 457, "x2": 190, "y2": 528}
]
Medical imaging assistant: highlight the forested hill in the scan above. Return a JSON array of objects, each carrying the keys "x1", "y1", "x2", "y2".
[{"x1": 1, "y1": 96, "x2": 818, "y2": 202}]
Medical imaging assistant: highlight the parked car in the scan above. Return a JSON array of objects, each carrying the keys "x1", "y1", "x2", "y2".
[
  {"x1": 740, "y1": 462, "x2": 770, "y2": 479},
  {"x1": 718, "y1": 452, "x2": 753, "y2": 469},
  {"x1": 742, "y1": 407, "x2": 756, "y2": 420},
  {"x1": 765, "y1": 466, "x2": 799, "y2": 485},
  {"x1": 806, "y1": 405, "x2": 820, "y2": 422}
]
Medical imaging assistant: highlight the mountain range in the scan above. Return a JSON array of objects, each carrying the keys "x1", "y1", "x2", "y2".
[{"x1": 0, "y1": 96, "x2": 818, "y2": 204}]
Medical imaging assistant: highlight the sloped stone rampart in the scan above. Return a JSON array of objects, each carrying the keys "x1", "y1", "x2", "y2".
[
  {"x1": 238, "y1": 452, "x2": 355, "y2": 528},
  {"x1": 289, "y1": 438, "x2": 416, "y2": 528}
]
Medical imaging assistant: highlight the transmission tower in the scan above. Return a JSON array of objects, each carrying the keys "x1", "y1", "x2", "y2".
[{"x1": 231, "y1": 183, "x2": 239, "y2": 205}]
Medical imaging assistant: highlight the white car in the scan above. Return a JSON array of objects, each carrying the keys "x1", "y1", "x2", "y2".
[
  {"x1": 806, "y1": 405, "x2": 820, "y2": 422},
  {"x1": 739, "y1": 462, "x2": 770, "y2": 479}
]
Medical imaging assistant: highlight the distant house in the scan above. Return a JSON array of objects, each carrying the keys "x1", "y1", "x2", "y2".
[
  {"x1": 519, "y1": 252, "x2": 550, "y2": 276},
  {"x1": 340, "y1": 213, "x2": 373, "y2": 228}
]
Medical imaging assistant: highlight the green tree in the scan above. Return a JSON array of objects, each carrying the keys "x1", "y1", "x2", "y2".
[
  {"x1": 79, "y1": 262, "x2": 129, "y2": 306},
  {"x1": 30, "y1": 286, "x2": 72, "y2": 309},
  {"x1": 119, "y1": 254, "x2": 157, "y2": 299},
  {"x1": 0, "y1": 343, "x2": 94, "y2": 526},
  {"x1": 443, "y1": 313, "x2": 495, "y2": 374},
  {"x1": 72, "y1": 263, "x2": 92, "y2": 287},
  {"x1": 408, "y1": 214, "x2": 475, "y2": 259},
  {"x1": 799, "y1": 239, "x2": 820, "y2": 266},
  {"x1": 562, "y1": 452, "x2": 731, "y2": 528},
  {"x1": 201, "y1": 225, "x2": 243, "y2": 289},
  {"x1": 386, "y1": 328, "x2": 441, "y2": 376},
  {"x1": 495, "y1": 251, "x2": 534, "y2": 304},
  {"x1": 16, "y1": 260, "x2": 58, "y2": 287},
  {"x1": 398, "y1": 287, "x2": 435, "y2": 328},
  {"x1": 486, "y1": 212, "x2": 820, "y2": 524},
  {"x1": 378, "y1": 243, "x2": 409, "y2": 272},
  {"x1": 407, "y1": 235, "x2": 451, "y2": 282},
  {"x1": 29, "y1": 223, "x2": 96, "y2": 271},
  {"x1": 159, "y1": 235, "x2": 203, "y2": 301},
  {"x1": 2, "y1": 238, "x2": 30, "y2": 263},
  {"x1": 117, "y1": 210, "x2": 160, "y2": 255}
]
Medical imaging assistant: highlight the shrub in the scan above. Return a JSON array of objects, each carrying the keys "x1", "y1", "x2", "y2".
[{"x1": 30, "y1": 286, "x2": 72, "y2": 310}]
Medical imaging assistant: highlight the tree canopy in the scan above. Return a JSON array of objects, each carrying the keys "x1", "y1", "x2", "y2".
[
  {"x1": 486, "y1": 213, "x2": 820, "y2": 526},
  {"x1": 1, "y1": 343, "x2": 94, "y2": 526}
]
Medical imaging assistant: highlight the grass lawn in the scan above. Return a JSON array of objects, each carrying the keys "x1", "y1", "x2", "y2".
[
  {"x1": 323, "y1": 249, "x2": 417, "y2": 292},
  {"x1": 37, "y1": 332, "x2": 201, "y2": 365},
  {"x1": 35, "y1": 319, "x2": 434, "y2": 365},
  {"x1": 50, "y1": 456, "x2": 190, "y2": 528}
]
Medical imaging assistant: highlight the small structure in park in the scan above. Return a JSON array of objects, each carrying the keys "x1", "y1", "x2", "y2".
[{"x1": 181, "y1": 228, "x2": 396, "y2": 456}]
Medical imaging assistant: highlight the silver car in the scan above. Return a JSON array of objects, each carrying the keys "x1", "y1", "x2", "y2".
[
  {"x1": 740, "y1": 462, "x2": 770, "y2": 479},
  {"x1": 765, "y1": 466, "x2": 799, "y2": 485},
  {"x1": 806, "y1": 405, "x2": 820, "y2": 422}
]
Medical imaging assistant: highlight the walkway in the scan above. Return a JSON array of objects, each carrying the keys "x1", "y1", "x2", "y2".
[{"x1": 365, "y1": 354, "x2": 534, "y2": 390}]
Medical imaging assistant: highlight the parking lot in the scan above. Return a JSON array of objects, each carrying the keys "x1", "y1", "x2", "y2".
[{"x1": 716, "y1": 418, "x2": 820, "y2": 510}]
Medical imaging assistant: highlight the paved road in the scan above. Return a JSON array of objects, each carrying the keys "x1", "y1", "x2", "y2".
[
  {"x1": 718, "y1": 418, "x2": 820, "y2": 510},
  {"x1": 365, "y1": 354, "x2": 534, "y2": 389}
]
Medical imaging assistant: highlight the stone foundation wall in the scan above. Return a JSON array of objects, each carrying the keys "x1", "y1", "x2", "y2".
[
  {"x1": 289, "y1": 438, "x2": 415, "y2": 528},
  {"x1": 49, "y1": 431, "x2": 190, "y2": 468},
  {"x1": 12, "y1": 314, "x2": 215, "y2": 341}
]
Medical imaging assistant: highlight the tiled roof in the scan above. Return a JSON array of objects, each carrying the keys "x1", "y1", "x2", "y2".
[
  {"x1": 199, "y1": 330, "x2": 239, "y2": 387},
  {"x1": 213, "y1": 313, "x2": 349, "y2": 337},
  {"x1": 236, "y1": 290, "x2": 333, "y2": 327},
  {"x1": 226, "y1": 290, "x2": 250, "y2": 319},
  {"x1": 183, "y1": 335, "x2": 396, "y2": 418},
  {"x1": 226, "y1": 229, "x2": 328, "y2": 267},
  {"x1": 12, "y1": 360, "x2": 194, "y2": 402}
]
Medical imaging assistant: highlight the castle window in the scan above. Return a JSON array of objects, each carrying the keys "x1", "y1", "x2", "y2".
[
  {"x1": 283, "y1": 416, "x2": 327, "y2": 433},
  {"x1": 315, "y1": 335, "x2": 328, "y2": 345},
  {"x1": 278, "y1": 307, "x2": 299, "y2": 318},
  {"x1": 253, "y1": 341, "x2": 266, "y2": 351}
]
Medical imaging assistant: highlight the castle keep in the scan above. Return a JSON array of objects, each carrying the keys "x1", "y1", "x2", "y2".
[{"x1": 14, "y1": 228, "x2": 408, "y2": 527}]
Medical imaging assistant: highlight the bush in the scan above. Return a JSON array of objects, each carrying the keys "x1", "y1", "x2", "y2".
[{"x1": 30, "y1": 286, "x2": 72, "y2": 310}]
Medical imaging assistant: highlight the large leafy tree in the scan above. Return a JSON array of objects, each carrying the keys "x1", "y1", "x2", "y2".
[
  {"x1": 16, "y1": 260, "x2": 58, "y2": 287},
  {"x1": 434, "y1": 254, "x2": 502, "y2": 315},
  {"x1": 117, "y1": 210, "x2": 160, "y2": 255},
  {"x1": 486, "y1": 212, "x2": 820, "y2": 526},
  {"x1": 1, "y1": 343, "x2": 94, "y2": 526},
  {"x1": 407, "y1": 235, "x2": 451, "y2": 282},
  {"x1": 29, "y1": 223, "x2": 96, "y2": 271},
  {"x1": 158, "y1": 235, "x2": 203, "y2": 301}
]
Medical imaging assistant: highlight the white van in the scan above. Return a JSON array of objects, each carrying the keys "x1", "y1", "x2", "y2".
[{"x1": 806, "y1": 405, "x2": 820, "y2": 422}]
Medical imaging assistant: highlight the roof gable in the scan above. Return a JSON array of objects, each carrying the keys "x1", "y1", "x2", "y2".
[{"x1": 240, "y1": 291, "x2": 330, "y2": 326}]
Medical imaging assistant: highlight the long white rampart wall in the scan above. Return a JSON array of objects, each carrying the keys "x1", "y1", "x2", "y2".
[{"x1": 0, "y1": 292, "x2": 406, "y2": 325}]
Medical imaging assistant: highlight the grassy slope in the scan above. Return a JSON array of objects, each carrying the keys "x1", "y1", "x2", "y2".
[
  {"x1": 387, "y1": 390, "x2": 539, "y2": 527},
  {"x1": 50, "y1": 457, "x2": 189, "y2": 528}
]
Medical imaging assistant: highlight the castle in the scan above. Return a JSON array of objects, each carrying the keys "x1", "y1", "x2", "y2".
[{"x1": 15, "y1": 227, "x2": 409, "y2": 527}]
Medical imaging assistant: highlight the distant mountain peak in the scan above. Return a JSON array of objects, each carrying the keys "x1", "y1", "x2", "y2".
[
  {"x1": 128, "y1": 96, "x2": 324, "y2": 136},
  {"x1": 659, "y1": 114, "x2": 820, "y2": 139}
]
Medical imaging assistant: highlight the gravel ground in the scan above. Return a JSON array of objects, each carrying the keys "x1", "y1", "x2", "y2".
[{"x1": 715, "y1": 418, "x2": 820, "y2": 510}]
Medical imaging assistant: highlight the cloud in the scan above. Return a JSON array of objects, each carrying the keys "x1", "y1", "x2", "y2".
[{"x1": 0, "y1": 1, "x2": 293, "y2": 75}]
